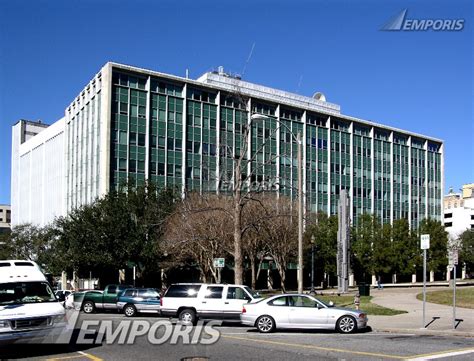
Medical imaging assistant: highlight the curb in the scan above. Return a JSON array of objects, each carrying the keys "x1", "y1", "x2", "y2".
[{"x1": 373, "y1": 327, "x2": 474, "y2": 338}]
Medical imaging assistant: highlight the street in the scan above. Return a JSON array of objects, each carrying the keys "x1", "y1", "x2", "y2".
[{"x1": 1, "y1": 313, "x2": 473, "y2": 361}]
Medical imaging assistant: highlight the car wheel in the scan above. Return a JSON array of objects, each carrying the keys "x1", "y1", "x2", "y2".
[
  {"x1": 82, "y1": 301, "x2": 95, "y2": 314},
  {"x1": 256, "y1": 315, "x2": 275, "y2": 333},
  {"x1": 124, "y1": 304, "x2": 137, "y2": 317},
  {"x1": 336, "y1": 315, "x2": 357, "y2": 333},
  {"x1": 178, "y1": 308, "x2": 196, "y2": 325}
]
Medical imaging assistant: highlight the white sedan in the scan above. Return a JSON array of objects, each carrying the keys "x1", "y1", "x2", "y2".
[{"x1": 241, "y1": 294, "x2": 368, "y2": 333}]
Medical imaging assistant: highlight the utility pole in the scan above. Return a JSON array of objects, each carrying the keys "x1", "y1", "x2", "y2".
[{"x1": 297, "y1": 132, "x2": 303, "y2": 294}]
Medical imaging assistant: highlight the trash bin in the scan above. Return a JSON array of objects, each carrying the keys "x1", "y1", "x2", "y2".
[{"x1": 358, "y1": 283, "x2": 370, "y2": 296}]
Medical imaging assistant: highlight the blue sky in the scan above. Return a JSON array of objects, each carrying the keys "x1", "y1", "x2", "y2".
[{"x1": 0, "y1": 0, "x2": 472, "y2": 204}]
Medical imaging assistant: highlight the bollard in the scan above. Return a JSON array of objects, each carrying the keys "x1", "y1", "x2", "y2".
[{"x1": 354, "y1": 293, "x2": 361, "y2": 310}]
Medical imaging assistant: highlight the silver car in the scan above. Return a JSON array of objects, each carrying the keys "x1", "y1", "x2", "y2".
[{"x1": 240, "y1": 294, "x2": 368, "y2": 333}]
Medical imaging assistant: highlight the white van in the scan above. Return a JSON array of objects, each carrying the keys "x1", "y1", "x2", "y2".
[{"x1": 0, "y1": 260, "x2": 66, "y2": 344}]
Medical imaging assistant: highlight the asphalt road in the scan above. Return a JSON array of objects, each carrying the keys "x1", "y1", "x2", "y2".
[{"x1": 1, "y1": 313, "x2": 474, "y2": 361}]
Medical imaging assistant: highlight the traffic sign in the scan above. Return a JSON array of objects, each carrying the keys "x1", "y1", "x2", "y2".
[
  {"x1": 448, "y1": 249, "x2": 459, "y2": 266},
  {"x1": 213, "y1": 258, "x2": 225, "y2": 268},
  {"x1": 420, "y1": 234, "x2": 430, "y2": 249}
]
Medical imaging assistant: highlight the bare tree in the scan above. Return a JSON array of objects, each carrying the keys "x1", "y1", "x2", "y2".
[
  {"x1": 260, "y1": 197, "x2": 298, "y2": 292},
  {"x1": 164, "y1": 193, "x2": 233, "y2": 283}
]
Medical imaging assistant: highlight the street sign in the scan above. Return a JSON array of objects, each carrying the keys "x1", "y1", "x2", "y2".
[
  {"x1": 213, "y1": 258, "x2": 225, "y2": 268},
  {"x1": 420, "y1": 234, "x2": 430, "y2": 250},
  {"x1": 448, "y1": 249, "x2": 459, "y2": 269}
]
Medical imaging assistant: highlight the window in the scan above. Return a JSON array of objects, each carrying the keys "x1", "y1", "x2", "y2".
[
  {"x1": 288, "y1": 296, "x2": 317, "y2": 307},
  {"x1": 138, "y1": 134, "x2": 146, "y2": 146},
  {"x1": 268, "y1": 296, "x2": 287, "y2": 306},
  {"x1": 158, "y1": 163, "x2": 165, "y2": 175},
  {"x1": 123, "y1": 289, "x2": 136, "y2": 297},
  {"x1": 205, "y1": 286, "x2": 223, "y2": 299},
  {"x1": 108, "y1": 286, "x2": 117, "y2": 294},
  {"x1": 165, "y1": 285, "x2": 200, "y2": 298},
  {"x1": 227, "y1": 287, "x2": 248, "y2": 300}
]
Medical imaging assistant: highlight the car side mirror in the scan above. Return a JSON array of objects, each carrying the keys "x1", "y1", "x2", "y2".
[{"x1": 328, "y1": 301, "x2": 334, "y2": 307}]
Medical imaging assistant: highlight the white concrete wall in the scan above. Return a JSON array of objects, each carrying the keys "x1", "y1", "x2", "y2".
[
  {"x1": 444, "y1": 197, "x2": 474, "y2": 240},
  {"x1": 13, "y1": 118, "x2": 66, "y2": 226}
]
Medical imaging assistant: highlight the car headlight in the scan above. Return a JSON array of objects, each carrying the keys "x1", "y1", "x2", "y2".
[
  {"x1": 0, "y1": 320, "x2": 10, "y2": 328},
  {"x1": 51, "y1": 315, "x2": 66, "y2": 324}
]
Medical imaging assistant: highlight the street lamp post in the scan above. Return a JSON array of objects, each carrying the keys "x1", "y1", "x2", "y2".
[
  {"x1": 250, "y1": 114, "x2": 304, "y2": 294},
  {"x1": 310, "y1": 235, "x2": 315, "y2": 295}
]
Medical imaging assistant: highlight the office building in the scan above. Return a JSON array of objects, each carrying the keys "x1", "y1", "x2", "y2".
[{"x1": 11, "y1": 62, "x2": 444, "y2": 227}]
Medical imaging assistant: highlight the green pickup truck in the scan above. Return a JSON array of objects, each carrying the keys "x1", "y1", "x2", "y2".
[{"x1": 74, "y1": 284, "x2": 132, "y2": 313}]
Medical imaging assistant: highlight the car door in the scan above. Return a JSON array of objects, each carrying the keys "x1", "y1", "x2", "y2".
[
  {"x1": 103, "y1": 285, "x2": 118, "y2": 309},
  {"x1": 266, "y1": 296, "x2": 290, "y2": 326},
  {"x1": 200, "y1": 286, "x2": 225, "y2": 318},
  {"x1": 223, "y1": 286, "x2": 251, "y2": 318},
  {"x1": 141, "y1": 289, "x2": 161, "y2": 312},
  {"x1": 287, "y1": 295, "x2": 328, "y2": 328}
]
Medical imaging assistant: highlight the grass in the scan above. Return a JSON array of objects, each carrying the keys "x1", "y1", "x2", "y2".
[
  {"x1": 316, "y1": 295, "x2": 408, "y2": 316},
  {"x1": 416, "y1": 287, "x2": 474, "y2": 309}
]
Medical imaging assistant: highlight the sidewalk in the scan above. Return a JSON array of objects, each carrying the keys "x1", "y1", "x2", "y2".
[{"x1": 367, "y1": 287, "x2": 474, "y2": 337}]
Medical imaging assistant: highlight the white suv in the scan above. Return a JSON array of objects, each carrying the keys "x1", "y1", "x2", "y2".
[{"x1": 160, "y1": 283, "x2": 262, "y2": 324}]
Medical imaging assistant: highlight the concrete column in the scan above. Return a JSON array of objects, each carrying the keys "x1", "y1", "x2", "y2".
[
  {"x1": 61, "y1": 271, "x2": 67, "y2": 290},
  {"x1": 446, "y1": 266, "x2": 451, "y2": 281},
  {"x1": 412, "y1": 274, "x2": 417, "y2": 283},
  {"x1": 349, "y1": 273, "x2": 354, "y2": 287},
  {"x1": 429, "y1": 270, "x2": 435, "y2": 283},
  {"x1": 371, "y1": 274, "x2": 376, "y2": 286},
  {"x1": 392, "y1": 273, "x2": 397, "y2": 284},
  {"x1": 462, "y1": 265, "x2": 466, "y2": 280}
]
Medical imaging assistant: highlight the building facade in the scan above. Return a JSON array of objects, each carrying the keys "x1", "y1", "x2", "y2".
[
  {"x1": 11, "y1": 119, "x2": 65, "y2": 226},
  {"x1": 444, "y1": 184, "x2": 474, "y2": 240},
  {"x1": 11, "y1": 62, "x2": 444, "y2": 227},
  {"x1": 0, "y1": 204, "x2": 11, "y2": 233}
]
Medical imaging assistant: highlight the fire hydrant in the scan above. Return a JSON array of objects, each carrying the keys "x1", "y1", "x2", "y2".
[{"x1": 354, "y1": 293, "x2": 361, "y2": 310}]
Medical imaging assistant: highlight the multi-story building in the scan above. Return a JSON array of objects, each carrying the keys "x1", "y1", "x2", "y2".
[
  {"x1": 444, "y1": 184, "x2": 474, "y2": 240},
  {"x1": 0, "y1": 204, "x2": 11, "y2": 233},
  {"x1": 11, "y1": 119, "x2": 65, "y2": 226},
  {"x1": 11, "y1": 62, "x2": 444, "y2": 227}
]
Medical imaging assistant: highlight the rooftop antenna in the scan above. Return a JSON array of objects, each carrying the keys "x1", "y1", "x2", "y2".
[
  {"x1": 185, "y1": 69, "x2": 189, "y2": 79},
  {"x1": 241, "y1": 42, "x2": 256, "y2": 77},
  {"x1": 297, "y1": 75, "x2": 303, "y2": 94}
]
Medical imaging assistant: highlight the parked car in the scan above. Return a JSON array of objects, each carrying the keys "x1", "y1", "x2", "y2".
[
  {"x1": 73, "y1": 284, "x2": 132, "y2": 313},
  {"x1": 160, "y1": 283, "x2": 262, "y2": 325},
  {"x1": 117, "y1": 288, "x2": 161, "y2": 317},
  {"x1": 0, "y1": 260, "x2": 66, "y2": 344},
  {"x1": 240, "y1": 293, "x2": 368, "y2": 333},
  {"x1": 54, "y1": 290, "x2": 72, "y2": 306}
]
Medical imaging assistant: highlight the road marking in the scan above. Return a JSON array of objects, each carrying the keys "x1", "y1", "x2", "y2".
[
  {"x1": 221, "y1": 334, "x2": 406, "y2": 359},
  {"x1": 46, "y1": 351, "x2": 103, "y2": 361},
  {"x1": 405, "y1": 348, "x2": 474, "y2": 360}
]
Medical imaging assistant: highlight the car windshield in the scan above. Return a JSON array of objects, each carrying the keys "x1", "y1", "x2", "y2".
[
  {"x1": 0, "y1": 282, "x2": 57, "y2": 305},
  {"x1": 244, "y1": 286, "x2": 260, "y2": 298}
]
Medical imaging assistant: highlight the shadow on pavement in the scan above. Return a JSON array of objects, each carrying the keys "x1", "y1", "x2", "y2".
[
  {"x1": 245, "y1": 326, "x2": 373, "y2": 334},
  {"x1": 0, "y1": 329, "x2": 103, "y2": 359}
]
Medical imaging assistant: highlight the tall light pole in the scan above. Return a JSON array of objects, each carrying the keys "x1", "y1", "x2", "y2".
[
  {"x1": 250, "y1": 114, "x2": 304, "y2": 294},
  {"x1": 310, "y1": 234, "x2": 315, "y2": 295}
]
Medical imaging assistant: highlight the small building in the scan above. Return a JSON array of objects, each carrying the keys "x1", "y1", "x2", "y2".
[
  {"x1": 0, "y1": 204, "x2": 11, "y2": 233},
  {"x1": 444, "y1": 184, "x2": 474, "y2": 240}
]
